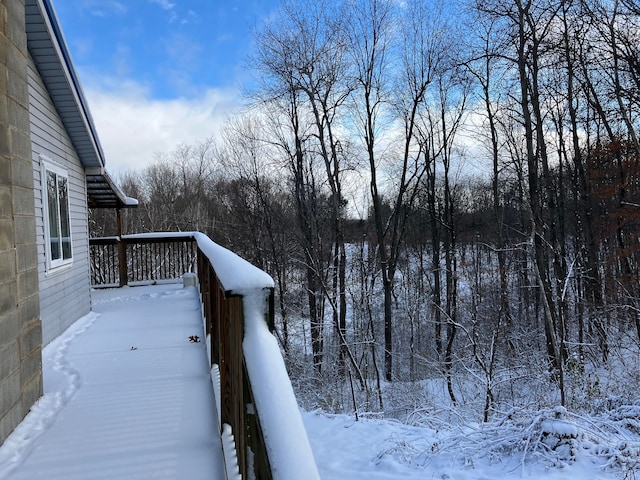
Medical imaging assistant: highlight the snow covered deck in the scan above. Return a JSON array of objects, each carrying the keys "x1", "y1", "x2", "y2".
[{"x1": 0, "y1": 284, "x2": 225, "y2": 480}]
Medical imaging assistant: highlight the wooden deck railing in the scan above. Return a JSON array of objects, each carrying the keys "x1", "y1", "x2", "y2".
[
  {"x1": 197, "y1": 246, "x2": 273, "y2": 479},
  {"x1": 89, "y1": 235, "x2": 197, "y2": 287},
  {"x1": 89, "y1": 233, "x2": 319, "y2": 480}
]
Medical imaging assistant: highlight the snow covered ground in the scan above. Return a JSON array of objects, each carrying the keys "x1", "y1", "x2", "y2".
[
  {"x1": 1, "y1": 283, "x2": 637, "y2": 479},
  {"x1": 303, "y1": 412, "x2": 635, "y2": 480},
  {"x1": 302, "y1": 408, "x2": 633, "y2": 479}
]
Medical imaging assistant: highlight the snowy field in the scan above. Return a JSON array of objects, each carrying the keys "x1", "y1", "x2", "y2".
[
  {"x1": 0, "y1": 283, "x2": 637, "y2": 479},
  {"x1": 303, "y1": 410, "x2": 628, "y2": 479}
]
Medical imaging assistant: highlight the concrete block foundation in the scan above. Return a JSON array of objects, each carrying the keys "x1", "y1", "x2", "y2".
[{"x1": 0, "y1": 0, "x2": 43, "y2": 447}]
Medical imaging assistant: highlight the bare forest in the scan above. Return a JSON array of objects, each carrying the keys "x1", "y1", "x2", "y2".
[{"x1": 91, "y1": 0, "x2": 640, "y2": 427}]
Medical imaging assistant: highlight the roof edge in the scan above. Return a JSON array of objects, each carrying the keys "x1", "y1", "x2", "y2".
[
  {"x1": 85, "y1": 167, "x2": 139, "y2": 209},
  {"x1": 34, "y1": 0, "x2": 107, "y2": 168}
]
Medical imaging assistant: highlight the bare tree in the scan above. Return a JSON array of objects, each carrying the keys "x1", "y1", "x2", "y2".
[
  {"x1": 346, "y1": 0, "x2": 455, "y2": 381},
  {"x1": 216, "y1": 115, "x2": 298, "y2": 354}
]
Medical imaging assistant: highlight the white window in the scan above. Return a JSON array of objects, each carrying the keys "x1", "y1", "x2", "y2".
[{"x1": 42, "y1": 159, "x2": 72, "y2": 270}]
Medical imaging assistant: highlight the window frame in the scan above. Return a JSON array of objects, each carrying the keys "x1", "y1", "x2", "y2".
[{"x1": 41, "y1": 157, "x2": 73, "y2": 271}]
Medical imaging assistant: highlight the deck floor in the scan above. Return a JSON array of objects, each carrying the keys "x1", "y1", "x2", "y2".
[{"x1": 4, "y1": 284, "x2": 225, "y2": 480}]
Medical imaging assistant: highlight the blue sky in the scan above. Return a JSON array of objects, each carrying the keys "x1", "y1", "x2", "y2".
[{"x1": 52, "y1": 0, "x2": 279, "y2": 173}]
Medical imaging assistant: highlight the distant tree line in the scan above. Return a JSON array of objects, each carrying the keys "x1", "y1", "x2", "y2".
[{"x1": 91, "y1": 0, "x2": 640, "y2": 421}]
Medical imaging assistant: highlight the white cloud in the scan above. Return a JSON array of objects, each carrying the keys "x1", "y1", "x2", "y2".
[
  {"x1": 149, "y1": 0, "x2": 175, "y2": 10},
  {"x1": 149, "y1": 0, "x2": 197, "y2": 24},
  {"x1": 85, "y1": 0, "x2": 127, "y2": 17},
  {"x1": 82, "y1": 79, "x2": 243, "y2": 175},
  {"x1": 181, "y1": 10, "x2": 199, "y2": 24}
]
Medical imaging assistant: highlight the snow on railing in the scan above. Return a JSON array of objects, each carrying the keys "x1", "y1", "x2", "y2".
[
  {"x1": 193, "y1": 232, "x2": 319, "y2": 480},
  {"x1": 242, "y1": 290, "x2": 321, "y2": 480},
  {"x1": 89, "y1": 232, "x2": 319, "y2": 480}
]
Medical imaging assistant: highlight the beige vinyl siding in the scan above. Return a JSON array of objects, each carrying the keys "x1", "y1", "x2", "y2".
[{"x1": 28, "y1": 56, "x2": 91, "y2": 346}]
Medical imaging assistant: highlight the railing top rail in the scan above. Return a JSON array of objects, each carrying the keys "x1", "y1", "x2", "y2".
[
  {"x1": 121, "y1": 232, "x2": 196, "y2": 241},
  {"x1": 121, "y1": 232, "x2": 197, "y2": 245},
  {"x1": 190, "y1": 232, "x2": 273, "y2": 295},
  {"x1": 89, "y1": 236, "x2": 120, "y2": 245},
  {"x1": 90, "y1": 233, "x2": 196, "y2": 244}
]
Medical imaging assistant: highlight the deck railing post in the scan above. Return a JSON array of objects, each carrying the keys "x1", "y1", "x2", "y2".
[
  {"x1": 211, "y1": 267, "x2": 221, "y2": 367},
  {"x1": 226, "y1": 296, "x2": 246, "y2": 479},
  {"x1": 118, "y1": 237, "x2": 128, "y2": 287},
  {"x1": 268, "y1": 287, "x2": 275, "y2": 331}
]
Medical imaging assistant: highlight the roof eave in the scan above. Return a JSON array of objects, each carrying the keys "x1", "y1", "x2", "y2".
[
  {"x1": 24, "y1": 0, "x2": 137, "y2": 209},
  {"x1": 85, "y1": 167, "x2": 139, "y2": 209},
  {"x1": 25, "y1": 0, "x2": 106, "y2": 169}
]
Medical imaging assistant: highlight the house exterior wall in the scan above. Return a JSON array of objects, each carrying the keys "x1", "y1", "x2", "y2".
[
  {"x1": 0, "y1": 0, "x2": 44, "y2": 446},
  {"x1": 27, "y1": 57, "x2": 92, "y2": 346}
]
